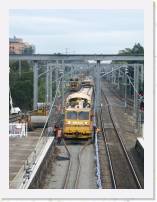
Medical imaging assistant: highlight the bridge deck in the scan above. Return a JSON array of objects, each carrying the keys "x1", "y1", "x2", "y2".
[{"x1": 9, "y1": 54, "x2": 144, "y2": 61}]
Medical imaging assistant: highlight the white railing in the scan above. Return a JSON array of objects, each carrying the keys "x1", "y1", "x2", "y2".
[{"x1": 9, "y1": 123, "x2": 27, "y2": 138}]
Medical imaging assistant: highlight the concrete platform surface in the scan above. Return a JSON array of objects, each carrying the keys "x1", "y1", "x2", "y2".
[{"x1": 9, "y1": 128, "x2": 42, "y2": 183}]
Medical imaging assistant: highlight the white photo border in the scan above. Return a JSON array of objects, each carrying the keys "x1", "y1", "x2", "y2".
[{"x1": 0, "y1": 0, "x2": 154, "y2": 199}]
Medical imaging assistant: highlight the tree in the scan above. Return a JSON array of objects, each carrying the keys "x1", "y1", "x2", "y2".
[
  {"x1": 9, "y1": 61, "x2": 56, "y2": 111},
  {"x1": 23, "y1": 46, "x2": 35, "y2": 55},
  {"x1": 9, "y1": 61, "x2": 33, "y2": 111},
  {"x1": 118, "y1": 43, "x2": 144, "y2": 56},
  {"x1": 111, "y1": 43, "x2": 144, "y2": 98}
]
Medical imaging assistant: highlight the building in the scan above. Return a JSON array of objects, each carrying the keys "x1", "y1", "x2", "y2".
[{"x1": 9, "y1": 36, "x2": 35, "y2": 54}]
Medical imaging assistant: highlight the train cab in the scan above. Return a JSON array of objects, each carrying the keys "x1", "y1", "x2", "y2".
[
  {"x1": 64, "y1": 109, "x2": 93, "y2": 139},
  {"x1": 69, "y1": 78, "x2": 80, "y2": 91}
]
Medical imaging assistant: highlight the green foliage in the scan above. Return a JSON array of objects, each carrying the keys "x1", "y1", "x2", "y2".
[
  {"x1": 38, "y1": 77, "x2": 45, "y2": 102},
  {"x1": 111, "y1": 43, "x2": 144, "y2": 97},
  {"x1": 112, "y1": 43, "x2": 144, "y2": 65},
  {"x1": 11, "y1": 79, "x2": 33, "y2": 110},
  {"x1": 9, "y1": 61, "x2": 56, "y2": 111},
  {"x1": 118, "y1": 43, "x2": 144, "y2": 55},
  {"x1": 9, "y1": 61, "x2": 33, "y2": 110}
]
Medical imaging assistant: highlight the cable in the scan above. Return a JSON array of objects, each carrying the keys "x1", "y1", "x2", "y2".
[
  {"x1": 40, "y1": 78, "x2": 61, "y2": 138},
  {"x1": 126, "y1": 74, "x2": 140, "y2": 97},
  {"x1": 101, "y1": 65, "x2": 124, "y2": 78}
]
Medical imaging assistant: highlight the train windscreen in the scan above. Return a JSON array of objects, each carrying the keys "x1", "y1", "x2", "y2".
[
  {"x1": 66, "y1": 111, "x2": 77, "y2": 119},
  {"x1": 78, "y1": 111, "x2": 89, "y2": 120}
]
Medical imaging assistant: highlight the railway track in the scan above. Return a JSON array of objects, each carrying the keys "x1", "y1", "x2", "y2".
[
  {"x1": 98, "y1": 90, "x2": 142, "y2": 189},
  {"x1": 105, "y1": 81, "x2": 134, "y2": 107},
  {"x1": 63, "y1": 139, "x2": 90, "y2": 189},
  {"x1": 96, "y1": 112, "x2": 116, "y2": 189}
]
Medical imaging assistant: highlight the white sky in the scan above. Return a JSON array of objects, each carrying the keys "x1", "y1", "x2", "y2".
[{"x1": 9, "y1": 9, "x2": 144, "y2": 54}]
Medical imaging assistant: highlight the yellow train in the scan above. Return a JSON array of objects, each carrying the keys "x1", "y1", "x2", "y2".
[
  {"x1": 64, "y1": 83, "x2": 94, "y2": 139},
  {"x1": 81, "y1": 76, "x2": 94, "y2": 88},
  {"x1": 32, "y1": 102, "x2": 49, "y2": 116},
  {"x1": 69, "y1": 78, "x2": 80, "y2": 91}
]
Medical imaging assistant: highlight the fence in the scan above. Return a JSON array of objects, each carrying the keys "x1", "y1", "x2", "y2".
[{"x1": 9, "y1": 123, "x2": 27, "y2": 138}]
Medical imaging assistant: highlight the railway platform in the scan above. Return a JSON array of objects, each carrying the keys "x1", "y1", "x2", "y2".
[{"x1": 9, "y1": 128, "x2": 54, "y2": 188}]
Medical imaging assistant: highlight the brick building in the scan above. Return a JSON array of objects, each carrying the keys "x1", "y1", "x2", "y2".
[{"x1": 9, "y1": 36, "x2": 35, "y2": 54}]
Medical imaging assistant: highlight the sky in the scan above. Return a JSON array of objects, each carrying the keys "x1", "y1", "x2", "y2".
[{"x1": 9, "y1": 9, "x2": 144, "y2": 54}]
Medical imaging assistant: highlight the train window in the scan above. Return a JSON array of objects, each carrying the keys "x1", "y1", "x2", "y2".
[
  {"x1": 78, "y1": 111, "x2": 89, "y2": 120},
  {"x1": 66, "y1": 111, "x2": 77, "y2": 119}
]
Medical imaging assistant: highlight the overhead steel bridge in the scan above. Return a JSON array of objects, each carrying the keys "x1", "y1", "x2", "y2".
[{"x1": 9, "y1": 54, "x2": 144, "y2": 61}]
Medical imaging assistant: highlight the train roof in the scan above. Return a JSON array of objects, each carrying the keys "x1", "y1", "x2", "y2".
[
  {"x1": 66, "y1": 92, "x2": 91, "y2": 101},
  {"x1": 65, "y1": 108, "x2": 90, "y2": 111},
  {"x1": 82, "y1": 79, "x2": 93, "y2": 82}
]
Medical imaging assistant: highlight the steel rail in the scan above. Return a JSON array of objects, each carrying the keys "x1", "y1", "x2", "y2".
[
  {"x1": 105, "y1": 82, "x2": 133, "y2": 107},
  {"x1": 99, "y1": 107, "x2": 117, "y2": 189},
  {"x1": 63, "y1": 139, "x2": 90, "y2": 189},
  {"x1": 101, "y1": 90, "x2": 142, "y2": 189}
]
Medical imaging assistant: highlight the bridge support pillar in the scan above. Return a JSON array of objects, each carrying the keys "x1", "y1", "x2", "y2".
[
  {"x1": 140, "y1": 64, "x2": 144, "y2": 84},
  {"x1": 45, "y1": 63, "x2": 50, "y2": 104},
  {"x1": 96, "y1": 60, "x2": 101, "y2": 111},
  {"x1": 33, "y1": 62, "x2": 38, "y2": 110},
  {"x1": 49, "y1": 65, "x2": 53, "y2": 105},
  {"x1": 111, "y1": 65, "x2": 114, "y2": 84},
  {"x1": 55, "y1": 60, "x2": 59, "y2": 94}
]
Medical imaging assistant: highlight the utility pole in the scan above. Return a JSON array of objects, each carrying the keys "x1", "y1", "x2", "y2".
[
  {"x1": 112, "y1": 65, "x2": 114, "y2": 84},
  {"x1": 133, "y1": 64, "x2": 141, "y2": 133},
  {"x1": 61, "y1": 60, "x2": 65, "y2": 113},
  {"x1": 118, "y1": 67, "x2": 120, "y2": 89},
  {"x1": 55, "y1": 60, "x2": 59, "y2": 94},
  {"x1": 133, "y1": 64, "x2": 139, "y2": 126},
  {"x1": 124, "y1": 65, "x2": 128, "y2": 112}
]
